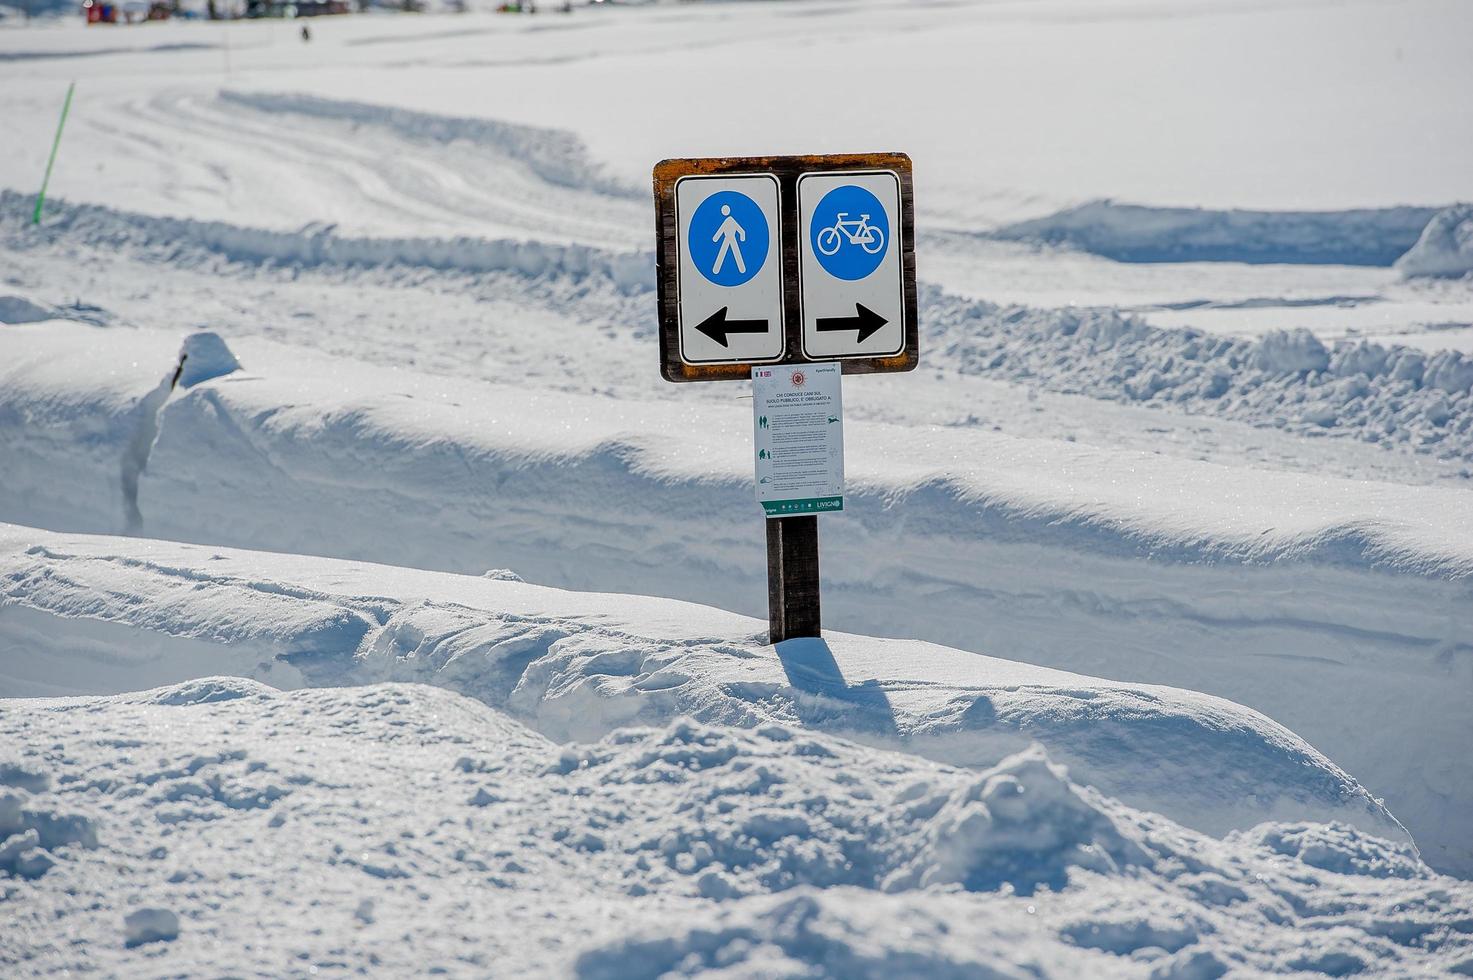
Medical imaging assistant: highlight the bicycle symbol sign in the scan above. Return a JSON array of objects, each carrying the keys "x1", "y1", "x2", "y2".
[{"x1": 809, "y1": 184, "x2": 890, "y2": 281}]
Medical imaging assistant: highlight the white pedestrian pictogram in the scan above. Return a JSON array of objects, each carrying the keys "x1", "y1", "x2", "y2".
[{"x1": 711, "y1": 204, "x2": 747, "y2": 276}]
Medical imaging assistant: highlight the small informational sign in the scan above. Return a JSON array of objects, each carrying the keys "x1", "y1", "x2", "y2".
[
  {"x1": 752, "y1": 362, "x2": 844, "y2": 518},
  {"x1": 654, "y1": 153, "x2": 917, "y2": 383}
]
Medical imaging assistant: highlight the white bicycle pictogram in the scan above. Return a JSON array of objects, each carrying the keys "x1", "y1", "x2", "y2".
[{"x1": 816, "y1": 212, "x2": 885, "y2": 257}]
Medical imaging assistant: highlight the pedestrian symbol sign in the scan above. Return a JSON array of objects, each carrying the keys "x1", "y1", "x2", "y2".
[
  {"x1": 672, "y1": 175, "x2": 784, "y2": 366},
  {"x1": 689, "y1": 191, "x2": 769, "y2": 287},
  {"x1": 654, "y1": 153, "x2": 917, "y2": 383}
]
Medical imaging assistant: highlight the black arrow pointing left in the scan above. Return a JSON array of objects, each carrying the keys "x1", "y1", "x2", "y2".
[
  {"x1": 696, "y1": 307, "x2": 770, "y2": 348},
  {"x1": 815, "y1": 303, "x2": 888, "y2": 343}
]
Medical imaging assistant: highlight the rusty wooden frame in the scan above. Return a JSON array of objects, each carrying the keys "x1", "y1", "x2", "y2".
[{"x1": 654, "y1": 152, "x2": 919, "y2": 384}]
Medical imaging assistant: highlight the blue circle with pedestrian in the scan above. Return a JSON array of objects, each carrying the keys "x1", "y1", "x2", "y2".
[
  {"x1": 688, "y1": 191, "x2": 770, "y2": 287},
  {"x1": 810, "y1": 184, "x2": 890, "y2": 281}
]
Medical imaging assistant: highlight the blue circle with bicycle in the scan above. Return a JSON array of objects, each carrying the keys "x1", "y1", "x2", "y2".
[
  {"x1": 687, "y1": 191, "x2": 770, "y2": 288},
  {"x1": 810, "y1": 184, "x2": 889, "y2": 281}
]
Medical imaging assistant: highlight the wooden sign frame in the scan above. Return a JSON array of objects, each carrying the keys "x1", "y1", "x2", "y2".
[{"x1": 654, "y1": 153, "x2": 919, "y2": 384}]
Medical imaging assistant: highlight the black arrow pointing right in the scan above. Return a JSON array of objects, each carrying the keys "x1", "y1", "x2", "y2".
[
  {"x1": 696, "y1": 307, "x2": 770, "y2": 348},
  {"x1": 816, "y1": 303, "x2": 888, "y2": 343}
]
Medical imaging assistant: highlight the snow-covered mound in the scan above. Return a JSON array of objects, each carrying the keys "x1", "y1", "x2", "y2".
[
  {"x1": 4, "y1": 678, "x2": 1469, "y2": 976},
  {"x1": 1395, "y1": 203, "x2": 1473, "y2": 279},
  {"x1": 926, "y1": 291, "x2": 1473, "y2": 459},
  {"x1": 2, "y1": 323, "x2": 1470, "y2": 873},
  {"x1": 991, "y1": 200, "x2": 1439, "y2": 266},
  {"x1": 0, "y1": 293, "x2": 59, "y2": 325},
  {"x1": 0, "y1": 522, "x2": 1412, "y2": 853},
  {"x1": 217, "y1": 90, "x2": 640, "y2": 201},
  {"x1": 2, "y1": 189, "x2": 651, "y2": 293}
]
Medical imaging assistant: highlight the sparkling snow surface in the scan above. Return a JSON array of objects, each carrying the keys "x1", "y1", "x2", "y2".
[
  {"x1": 3, "y1": 0, "x2": 1473, "y2": 975},
  {"x1": 5, "y1": 679, "x2": 1472, "y2": 977}
]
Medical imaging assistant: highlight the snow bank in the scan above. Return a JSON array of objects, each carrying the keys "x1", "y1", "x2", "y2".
[
  {"x1": 927, "y1": 290, "x2": 1473, "y2": 460},
  {"x1": 10, "y1": 194, "x2": 1469, "y2": 460},
  {"x1": 217, "y1": 91, "x2": 639, "y2": 200},
  {"x1": 1, "y1": 190, "x2": 652, "y2": 295},
  {"x1": 4, "y1": 678, "x2": 1468, "y2": 975},
  {"x1": 2, "y1": 323, "x2": 1470, "y2": 872},
  {"x1": 0, "y1": 523, "x2": 1412, "y2": 853},
  {"x1": 1395, "y1": 203, "x2": 1473, "y2": 279},
  {"x1": 991, "y1": 200, "x2": 1439, "y2": 266}
]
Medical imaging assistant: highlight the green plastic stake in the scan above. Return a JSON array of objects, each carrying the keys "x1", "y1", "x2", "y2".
[{"x1": 33, "y1": 81, "x2": 76, "y2": 226}]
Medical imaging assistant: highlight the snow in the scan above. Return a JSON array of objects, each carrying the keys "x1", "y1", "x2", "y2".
[
  {"x1": 1396, "y1": 204, "x2": 1473, "y2": 280},
  {"x1": 123, "y1": 908, "x2": 180, "y2": 948},
  {"x1": 2, "y1": 669, "x2": 1473, "y2": 972},
  {"x1": 0, "y1": 293, "x2": 59, "y2": 325},
  {"x1": 3, "y1": 0, "x2": 1473, "y2": 971},
  {"x1": 991, "y1": 201, "x2": 1440, "y2": 267},
  {"x1": 0, "y1": 522, "x2": 1415, "y2": 847},
  {"x1": 2, "y1": 323, "x2": 1471, "y2": 873},
  {"x1": 176, "y1": 331, "x2": 240, "y2": 388},
  {"x1": 3, "y1": 676, "x2": 1470, "y2": 975}
]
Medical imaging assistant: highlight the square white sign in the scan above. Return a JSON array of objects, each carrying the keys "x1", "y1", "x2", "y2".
[
  {"x1": 676, "y1": 174, "x2": 785, "y2": 365},
  {"x1": 797, "y1": 170, "x2": 906, "y2": 360}
]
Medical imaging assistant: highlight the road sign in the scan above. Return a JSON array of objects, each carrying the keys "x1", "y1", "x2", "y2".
[
  {"x1": 655, "y1": 154, "x2": 917, "y2": 383},
  {"x1": 752, "y1": 362, "x2": 844, "y2": 518},
  {"x1": 674, "y1": 175, "x2": 785, "y2": 365},
  {"x1": 799, "y1": 172, "x2": 905, "y2": 359}
]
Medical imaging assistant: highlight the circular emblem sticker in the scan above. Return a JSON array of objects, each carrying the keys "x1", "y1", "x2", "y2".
[
  {"x1": 687, "y1": 191, "x2": 770, "y2": 288},
  {"x1": 810, "y1": 184, "x2": 890, "y2": 282}
]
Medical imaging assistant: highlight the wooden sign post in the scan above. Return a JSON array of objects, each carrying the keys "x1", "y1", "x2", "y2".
[{"x1": 653, "y1": 153, "x2": 918, "y2": 644}]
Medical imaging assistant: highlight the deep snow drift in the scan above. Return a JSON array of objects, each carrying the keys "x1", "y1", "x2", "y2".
[
  {"x1": 5, "y1": 680, "x2": 1467, "y2": 978},
  {"x1": 4, "y1": 530, "x2": 1472, "y2": 975},
  {"x1": 0, "y1": 522, "x2": 1411, "y2": 848},
  {"x1": 3, "y1": 676, "x2": 1471, "y2": 976}
]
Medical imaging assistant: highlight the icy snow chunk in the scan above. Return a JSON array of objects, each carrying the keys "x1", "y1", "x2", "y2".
[
  {"x1": 482, "y1": 569, "x2": 526, "y2": 582},
  {"x1": 0, "y1": 791, "x2": 24, "y2": 836},
  {"x1": 15, "y1": 847, "x2": 56, "y2": 880},
  {"x1": 24, "y1": 809, "x2": 98, "y2": 851},
  {"x1": 0, "y1": 294, "x2": 59, "y2": 325},
  {"x1": 892, "y1": 746, "x2": 1146, "y2": 896},
  {"x1": 176, "y1": 332, "x2": 241, "y2": 388},
  {"x1": 468, "y1": 787, "x2": 501, "y2": 807},
  {"x1": 143, "y1": 677, "x2": 276, "y2": 706},
  {"x1": 0, "y1": 828, "x2": 41, "y2": 870},
  {"x1": 1249, "y1": 329, "x2": 1329, "y2": 375},
  {"x1": 1424, "y1": 351, "x2": 1473, "y2": 395},
  {"x1": 1330, "y1": 341, "x2": 1391, "y2": 378},
  {"x1": 1395, "y1": 203, "x2": 1473, "y2": 278},
  {"x1": 1236, "y1": 822, "x2": 1428, "y2": 879},
  {"x1": 124, "y1": 908, "x2": 180, "y2": 947},
  {"x1": 0, "y1": 763, "x2": 49, "y2": 794}
]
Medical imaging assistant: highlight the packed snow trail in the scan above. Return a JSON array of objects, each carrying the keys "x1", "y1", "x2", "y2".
[{"x1": 3, "y1": 677, "x2": 1470, "y2": 976}]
